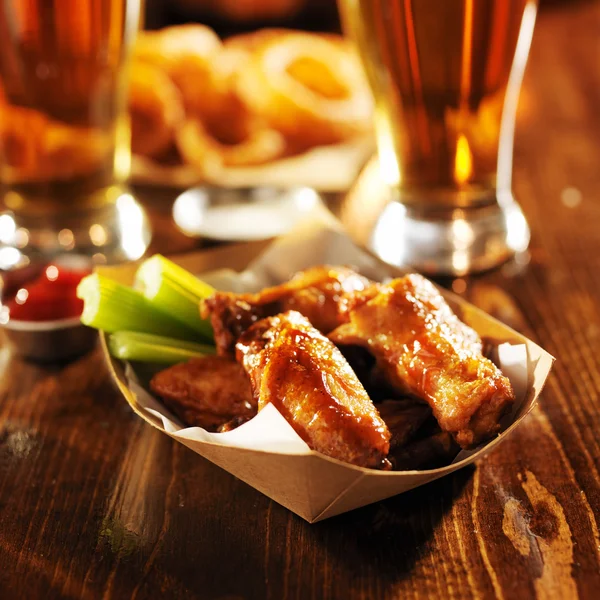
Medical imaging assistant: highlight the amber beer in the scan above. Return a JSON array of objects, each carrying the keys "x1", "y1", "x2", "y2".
[
  {"x1": 0, "y1": 0, "x2": 140, "y2": 216},
  {"x1": 339, "y1": 0, "x2": 538, "y2": 207}
]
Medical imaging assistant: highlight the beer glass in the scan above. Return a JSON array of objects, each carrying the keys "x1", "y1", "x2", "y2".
[
  {"x1": 0, "y1": 0, "x2": 150, "y2": 267},
  {"x1": 339, "y1": 0, "x2": 538, "y2": 274}
]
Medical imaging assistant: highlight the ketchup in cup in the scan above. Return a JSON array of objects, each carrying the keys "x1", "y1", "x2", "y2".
[{"x1": 2, "y1": 264, "x2": 91, "y2": 322}]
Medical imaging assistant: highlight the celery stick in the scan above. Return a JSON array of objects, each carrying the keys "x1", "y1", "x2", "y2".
[
  {"x1": 108, "y1": 331, "x2": 215, "y2": 364},
  {"x1": 77, "y1": 273, "x2": 197, "y2": 340},
  {"x1": 134, "y1": 255, "x2": 214, "y2": 340}
]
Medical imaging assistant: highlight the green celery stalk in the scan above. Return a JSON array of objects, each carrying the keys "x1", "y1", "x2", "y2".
[
  {"x1": 108, "y1": 331, "x2": 215, "y2": 364},
  {"x1": 77, "y1": 273, "x2": 197, "y2": 340},
  {"x1": 134, "y1": 255, "x2": 214, "y2": 340}
]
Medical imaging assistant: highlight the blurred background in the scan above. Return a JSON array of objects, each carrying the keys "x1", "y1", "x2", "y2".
[
  {"x1": 0, "y1": 0, "x2": 591, "y2": 273},
  {"x1": 144, "y1": 0, "x2": 572, "y2": 32},
  {"x1": 144, "y1": 0, "x2": 341, "y2": 33}
]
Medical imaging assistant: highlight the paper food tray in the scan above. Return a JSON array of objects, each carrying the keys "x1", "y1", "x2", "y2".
[{"x1": 100, "y1": 209, "x2": 554, "y2": 523}]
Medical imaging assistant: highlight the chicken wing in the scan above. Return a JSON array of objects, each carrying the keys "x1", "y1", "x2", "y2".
[
  {"x1": 202, "y1": 265, "x2": 370, "y2": 357},
  {"x1": 236, "y1": 310, "x2": 390, "y2": 468},
  {"x1": 150, "y1": 356, "x2": 256, "y2": 431},
  {"x1": 329, "y1": 274, "x2": 514, "y2": 448}
]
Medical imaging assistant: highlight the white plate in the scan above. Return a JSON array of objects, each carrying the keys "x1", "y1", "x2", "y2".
[{"x1": 172, "y1": 186, "x2": 321, "y2": 242}]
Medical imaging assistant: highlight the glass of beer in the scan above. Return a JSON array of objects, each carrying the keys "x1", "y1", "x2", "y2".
[
  {"x1": 0, "y1": 0, "x2": 150, "y2": 268},
  {"x1": 339, "y1": 0, "x2": 538, "y2": 274}
]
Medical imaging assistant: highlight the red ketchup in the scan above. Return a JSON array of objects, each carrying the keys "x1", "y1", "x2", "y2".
[{"x1": 4, "y1": 265, "x2": 91, "y2": 322}]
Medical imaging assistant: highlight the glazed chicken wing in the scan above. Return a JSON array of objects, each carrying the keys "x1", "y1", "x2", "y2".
[
  {"x1": 329, "y1": 274, "x2": 515, "y2": 448},
  {"x1": 202, "y1": 265, "x2": 371, "y2": 357},
  {"x1": 150, "y1": 356, "x2": 256, "y2": 431},
  {"x1": 236, "y1": 311, "x2": 390, "y2": 468}
]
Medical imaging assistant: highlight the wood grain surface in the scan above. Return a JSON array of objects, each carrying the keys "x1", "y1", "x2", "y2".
[{"x1": 1, "y1": 1, "x2": 600, "y2": 598}]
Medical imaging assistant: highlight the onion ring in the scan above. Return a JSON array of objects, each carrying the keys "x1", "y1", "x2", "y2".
[
  {"x1": 42, "y1": 121, "x2": 110, "y2": 179},
  {"x1": 0, "y1": 105, "x2": 46, "y2": 174},
  {"x1": 176, "y1": 119, "x2": 286, "y2": 175},
  {"x1": 134, "y1": 25, "x2": 222, "y2": 117},
  {"x1": 196, "y1": 30, "x2": 301, "y2": 147},
  {"x1": 194, "y1": 44, "x2": 257, "y2": 145},
  {"x1": 236, "y1": 32, "x2": 373, "y2": 147},
  {"x1": 190, "y1": 31, "x2": 287, "y2": 146},
  {"x1": 128, "y1": 61, "x2": 184, "y2": 158},
  {"x1": 0, "y1": 106, "x2": 110, "y2": 182}
]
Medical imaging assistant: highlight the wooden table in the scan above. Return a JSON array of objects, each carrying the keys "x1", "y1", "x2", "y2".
[{"x1": 1, "y1": 2, "x2": 599, "y2": 598}]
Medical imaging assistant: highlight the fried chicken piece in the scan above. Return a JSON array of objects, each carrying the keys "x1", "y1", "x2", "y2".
[
  {"x1": 329, "y1": 274, "x2": 515, "y2": 449},
  {"x1": 150, "y1": 357, "x2": 256, "y2": 431},
  {"x1": 202, "y1": 265, "x2": 371, "y2": 357},
  {"x1": 236, "y1": 311, "x2": 390, "y2": 468}
]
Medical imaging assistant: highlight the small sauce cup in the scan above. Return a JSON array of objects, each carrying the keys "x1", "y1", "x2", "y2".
[
  {"x1": 0, "y1": 259, "x2": 96, "y2": 362},
  {"x1": 2, "y1": 316, "x2": 97, "y2": 361}
]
